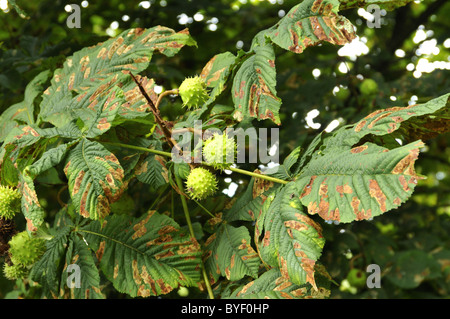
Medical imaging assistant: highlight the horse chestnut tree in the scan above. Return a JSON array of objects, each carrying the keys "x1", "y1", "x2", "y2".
[{"x1": 0, "y1": 0, "x2": 448, "y2": 300}]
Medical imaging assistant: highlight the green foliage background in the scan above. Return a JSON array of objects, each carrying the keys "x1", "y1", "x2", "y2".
[{"x1": 0, "y1": 0, "x2": 449, "y2": 298}]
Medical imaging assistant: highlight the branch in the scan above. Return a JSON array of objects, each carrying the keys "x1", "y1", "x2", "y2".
[{"x1": 127, "y1": 72, "x2": 181, "y2": 154}]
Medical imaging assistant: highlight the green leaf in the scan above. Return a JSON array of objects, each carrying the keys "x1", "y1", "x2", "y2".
[
  {"x1": 255, "y1": 182, "x2": 325, "y2": 289},
  {"x1": 232, "y1": 43, "x2": 281, "y2": 125},
  {"x1": 80, "y1": 211, "x2": 202, "y2": 297},
  {"x1": 262, "y1": 146, "x2": 302, "y2": 181},
  {"x1": 62, "y1": 234, "x2": 104, "y2": 299},
  {"x1": 30, "y1": 226, "x2": 72, "y2": 298},
  {"x1": 224, "y1": 176, "x2": 280, "y2": 223},
  {"x1": 135, "y1": 154, "x2": 169, "y2": 189},
  {"x1": 267, "y1": 0, "x2": 356, "y2": 54},
  {"x1": 204, "y1": 224, "x2": 260, "y2": 284},
  {"x1": 386, "y1": 250, "x2": 442, "y2": 289},
  {"x1": 0, "y1": 144, "x2": 19, "y2": 187},
  {"x1": 64, "y1": 139, "x2": 125, "y2": 220},
  {"x1": 6, "y1": 0, "x2": 29, "y2": 19},
  {"x1": 0, "y1": 70, "x2": 52, "y2": 141},
  {"x1": 24, "y1": 143, "x2": 69, "y2": 178}
]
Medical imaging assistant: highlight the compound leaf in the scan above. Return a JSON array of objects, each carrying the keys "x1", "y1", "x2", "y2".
[
  {"x1": 30, "y1": 226, "x2": 72, "y2": 298},
  {"x1": 40, "y1": 26, "x2": 196, "y2": 127},
  {"x1": 80, "y1": 211, "x2": 202, "y2": 297}
]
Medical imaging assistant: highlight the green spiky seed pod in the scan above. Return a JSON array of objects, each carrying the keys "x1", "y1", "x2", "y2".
[
  {"x1": 203, "y1": 133, "x2": 237, "y2": 170},
  {"x1": 3, "y1": 262, "x2": 29, "y2": 280},
  {"x1": 359, "y1": 79, "x2": 378, "y2": 96},
  {"x1": 178, "y1": 76, "x2": 209, "y2": 109},
  {"x1": 8, "y1": 231, "x2": 46, "y2": 267},
  {"x1": 185, "y1": 167, "x2": 218, "y2": 200},
  {"x1": 0, "y1": 186, "x2": 21, "y2": 220}
]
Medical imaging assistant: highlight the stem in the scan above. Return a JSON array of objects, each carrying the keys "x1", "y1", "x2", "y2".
[
  {"x1": 155, "y1": 89, "x2": 179, "y2": 110},
  {"x1": 193, "y1": 200, "x2": 216, "y2": 219},
  {"x1": 174, "y1": 174, "x2": 215, "y2": 300},
  {"x1": 226, "y1": 166, "x2": 289, "y2": 185},
  {"x1": 102, "y1": 141, "x2": 288, "y2": 185},
  {"x1": 128, "y1": 72, "x2": 180, "y2": 152},
  {"x1": 101, "y1": 141, "x2": 172, "y2": 157}
]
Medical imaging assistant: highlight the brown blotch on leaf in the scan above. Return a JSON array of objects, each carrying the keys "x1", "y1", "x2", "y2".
[
  {"x1": 368, "y1": 112, "x2": 392, "y2": 129},
  {"x1": 252, "y1": 170, "x2": 274, "y2": 199},
  {"x1": 156, "y1": 278, "x2": 172, "y2": 295},
  {"x1": 72, "y1": 170, "x2": 85, "y2": 196},
  {"x1": 391, "y1": 147, "x2": 422, "y2": 176},
  {"x1": 351, "y1": 196, "x2": 372, "y2": 220},
  {"x1": 336, "y1": 184, "x2": 353, "y2": 197},
  {"x1": 300, "y1": 175, "x2": 317, "y2": 199},
  {"x1": 350, "y1": 145, "x2": 368, "y2": 154},
  {"x1": 369, "y1": 179, "x2": 387, "y2": 212},
  {"x1": 354, "y1": 120, "x2": 367, "y2": 132},
  {"x1": 398, "y1": 175, "x2": 410, "y2": 192},
  {"x1": 262, "y1": 231, "x2": 271, "y2": 247}
]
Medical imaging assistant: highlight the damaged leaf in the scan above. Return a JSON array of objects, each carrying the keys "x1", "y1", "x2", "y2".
[{"x1": 80, "y1": 211, "x2": 201, "y2": 297}]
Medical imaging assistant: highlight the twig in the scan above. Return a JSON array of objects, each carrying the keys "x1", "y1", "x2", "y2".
[
  {"x1": 175, "y1": 174, "x2": 215, "y2": 299},
  {"x1": 155, "y1": 89, "x2": 179, "y2": 110},
  {"x1": 128, "y1": 72, "x2": 181, "y2": 153}
]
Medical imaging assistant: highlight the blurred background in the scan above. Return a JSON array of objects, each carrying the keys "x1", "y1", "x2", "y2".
[{"x1": 0, "y1": 0, "x2": 449, "y2": 298}]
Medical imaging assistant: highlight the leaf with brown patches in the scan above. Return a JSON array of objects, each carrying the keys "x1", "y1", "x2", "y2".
[
  {"x1": 223, "y1": 177, "x2": 280, "y2": 223},
  {"x1": 135, "y1": 153, "x2": 169, "y2": 189},
  {"x1": 266, "y1": 0, "x2": 356, "y2": 55},
  {"x1": 200, "y1": 51, "x2": 237, "y2": 105},
  {"x1": 292, "y1": 94, "x2": 449, "y2": 222},
  {"x1": 204, "y1": 224, "x2": 260, "y2": 284},
  {"x1": 232, "y1": 43, "x2": 281, "y2": 125},
  {"x1": 73, "y1": 84, "x2": 123, "y2": 138},
  {"x1": 228, "y1": 268, "x2": 331, "y2": 299},
  {"x1": 0, "y1": 70, "x2": 51, "y2": 142},
  {"x1": 338, "y1": 93, "x2": 450, "y2": 147},
  {"x1": 255, "y1": 182, "x2": 325, "y2": 288},
  {"x1": 19, "y1": 169, "x2": 45, "y2": 231},
  {"x1": 295, "y1": 141, "x2": 425, "y2": 223},
  {"x1": 81, "y1": 211, "x2": 201, "y2": 298},
  {"x1": 40, "y1": 26, "x2": 196, "y2": 128},
  {"x1": 64, "y1": 138, "x2": 125, "y2": 220},
  {"x1": 30, "y1": 222, "x2": 105, "y2": 299}
]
